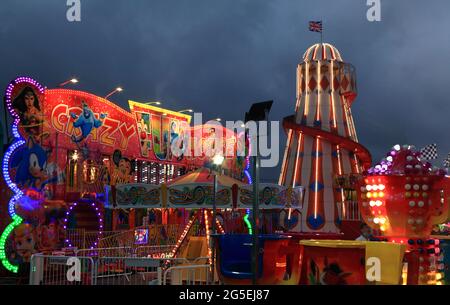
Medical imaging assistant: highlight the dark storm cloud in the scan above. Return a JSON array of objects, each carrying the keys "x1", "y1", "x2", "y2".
[{"x1": 1, "y1": 0, "x2": 449, "y2": 181}]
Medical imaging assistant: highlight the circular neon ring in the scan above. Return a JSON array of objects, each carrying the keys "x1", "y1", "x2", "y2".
[{"x1": 63, "y1": 201, "x2": 103, "y2": 249}]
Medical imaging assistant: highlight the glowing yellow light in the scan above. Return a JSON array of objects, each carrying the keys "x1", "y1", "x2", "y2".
[
  {"x1": 292, "y1": 132, "x2": 303, "y2": 187},
  {"x1": 279, "y1": 129, "x2": 293, "y2": 185},
  {"x1": 378, "y1": 192, "x2": 385, "y2": 198},
  {"x1": 213, "y1": 154, "x2": 225, "y2": 166},
  {"x1": 354, "y1": 154, "x2": 361, "y2": 174},
  {"x1": 316, "y1": 59, "x2": 320, "y2": 121},
  {"x1": 366, "y1": 192, "x2": 372, "y2": 198},
  {"x1": 304, "y1": 61, "x2": 310, "y2": 116},
  {"x1": 330, "y1": 60, "x2": 337, "y2": 128}
]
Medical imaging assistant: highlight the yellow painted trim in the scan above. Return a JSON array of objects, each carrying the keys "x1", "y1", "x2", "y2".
[{"x1": 128, "y1": 100, "x2": 192, "y2": 123}]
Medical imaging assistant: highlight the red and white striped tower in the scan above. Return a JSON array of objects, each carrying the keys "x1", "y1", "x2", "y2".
[{"x1": 279, "y1": 43, "x2": 372, "y2": 232}]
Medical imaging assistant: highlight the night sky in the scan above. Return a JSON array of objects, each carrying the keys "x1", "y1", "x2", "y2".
[{"x1": 1, "y1": 0, "x2": 449, "y2": 181}]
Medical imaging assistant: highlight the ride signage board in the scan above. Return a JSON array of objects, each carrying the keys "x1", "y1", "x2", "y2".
[{"x1": 107, "y1": 183, "x2": 303, "y2": 210}]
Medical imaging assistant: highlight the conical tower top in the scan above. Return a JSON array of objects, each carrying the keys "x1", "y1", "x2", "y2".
[{"x1": 302, "y1": 43, "x2": 343, "y2": 62}]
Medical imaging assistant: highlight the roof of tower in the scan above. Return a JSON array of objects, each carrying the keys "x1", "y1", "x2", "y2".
[{"x1": 302, "y1": 43, "x2": 343, "y2": 62}]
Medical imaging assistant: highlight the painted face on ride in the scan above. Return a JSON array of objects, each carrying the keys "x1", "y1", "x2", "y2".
[
  {"x1": 119, "y1": 159, "x2": 131, "y2": 176},
  {"x1": 14, "y1": 224, "x2": 36, "y2": 261},
  {"x1": 24, "y1": 92, "x2": 35, "y2": 110},
  {"x1": 28, "y1": 150, "x2": 47, "y2": 179},
  {"x1": 82, "y1": 104, "x2": 91, "y2": 118}
]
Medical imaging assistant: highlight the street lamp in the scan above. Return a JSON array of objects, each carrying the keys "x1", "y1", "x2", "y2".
[
  {"x1": 105, "y1": 87, "x2": 123, "y2": 99},
  {"x1": 213, "y1": 118, "x2": 221, "y2": 122},
  {"x1": 245, "y1": 100, "x2": 273, "y2": 285},
  {"x1": 211, "y1": 153, "x2": 224, "y2": 284},
  {"x1": 144, "y1": 101, "x2": 162, "y2": 106},
  {"x1": 178, "y1": 109, "x2": 193, "y2": 113},
  {"x1": 59, "y1": 78, "x2": 78, "y2": 87}
]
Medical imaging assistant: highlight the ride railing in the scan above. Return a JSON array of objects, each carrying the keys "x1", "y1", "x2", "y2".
[
  {"x1": 75, "y1": 246, "x2": 135, "y2": 258},
  {"x1": 73, "y1": 245, "x2": 175, "y2": 258},
  {"x1": 29, "y1": 253, "x2": 212, "y2": 285},
  {"x1": 66, "y1": 229, "x2": 119, "y2": 249},
  {"x1": 135, "y1": 245, "x2": 175, "y2": 258},
  {"x1": 97, "y1": 224, "x2": 185, "y2": 249},
  {"x1": 65, "y1": 224, "x2": 185, "y2": 251}
]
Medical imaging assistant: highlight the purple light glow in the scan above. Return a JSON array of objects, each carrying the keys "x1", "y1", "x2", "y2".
[
  {"x1": 64, "y1": 201, "x2": 103, "y2": 249},
  {"x1": 3, "y1": 77, "x2": 46, "y2": 219}
]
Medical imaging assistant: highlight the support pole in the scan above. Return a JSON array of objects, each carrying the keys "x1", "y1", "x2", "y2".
[
  {"x1": 251, "y1": 129, "x2": 260, "y2": 285},
  {"x1": 211, "y1": 173, "x2": 218, "y2": 283}
]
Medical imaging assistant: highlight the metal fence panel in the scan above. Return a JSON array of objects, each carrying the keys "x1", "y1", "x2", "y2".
[
  {"x1": 29, "y1": 254, "x2": 95, "y2": 285},
  {"x1": 163, "y1": 264, "x2": 212, "y2": 285},
  {"x1": 30, "y1": 253, "x2": 213, "y2": 285}
]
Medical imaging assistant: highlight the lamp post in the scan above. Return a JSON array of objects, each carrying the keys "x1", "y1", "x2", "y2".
[
  {"x1": 105, "y1": 87, "x2": 123, "y2": 99},
  {"x1": 59, "y1": 78, "x2": 78, "y2": 87},
  {"x1": 178, "y1": 109, "x2": 193, "y2": 114},
  {"x1": 144, "y1": 101, "x2": 162, "y2": 106},
  {"x1": 211, "y1": 153, "x2": 224, "y2": 283},
  {"x1": 245, "y1": 100, "x2": 273, "y2": 285}
]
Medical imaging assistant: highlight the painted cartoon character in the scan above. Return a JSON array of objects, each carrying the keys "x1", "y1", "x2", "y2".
[
  {"x1": 40, "y1": 221, "x2": 59, "y2": 250},
  {"x1": 70, "y1": 101, "x2": 107, "y2": 143},
  {"x1": 12, "y1": 223, "x2": 37, "y2": 263},
  {"x1": 12, "y1": 86, "x2": 44, "y2": 140},
  {"x1": 11, "y1": 137, "x2": 56, "y2": 191},
  {"x1": 309, "y1": 257, "x2": 352, "y2": 285},
  {"x1": 170, "y1": 121, "x2": 185, "y2": 161},
  {"x1": 140, "y1": 117, "x2": 149, "y2": 134},
  {"x1": 110, "y1": 150, "x2": 135, "y2": 185}
]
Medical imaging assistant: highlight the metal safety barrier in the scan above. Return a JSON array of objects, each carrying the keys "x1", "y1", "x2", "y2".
[
  {"x1": 29, "y1": 253, "x2": 212, "y2": 285},
  {"x1": 163, "y1": 264, "x2": 212, "y2": 285},
  {"x1": 29, "y1": 254, "x2": 95, "y2": 285}
]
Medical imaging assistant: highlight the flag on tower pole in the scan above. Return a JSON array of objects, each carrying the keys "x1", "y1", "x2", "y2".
[
  {"x1": 309, "y1": 21, "x2": 323, "y2": 44},
  {"x1": 420, "y1": 143, "x2": 438, "y2": 160}
]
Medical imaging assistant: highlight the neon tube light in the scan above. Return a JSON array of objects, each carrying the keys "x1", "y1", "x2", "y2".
[
  {"x1": 314, "y1": 137, "x2": 320, "y2": 218},
  {"x1": 292, "y1": 132, "x2": 303, "y2": 187},
  {"x1": 1, "y1": 77, "x2": 45, "y2": 273},
  {"x1": 244, "y1": 209, "x2": 253, "y2": 234}
]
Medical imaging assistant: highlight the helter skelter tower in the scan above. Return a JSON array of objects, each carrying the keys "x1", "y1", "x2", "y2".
[{"x1": 279, "y1": 43, "x2": 372, "y2": 232}]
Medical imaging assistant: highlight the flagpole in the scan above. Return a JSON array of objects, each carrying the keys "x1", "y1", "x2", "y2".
[{"x1": 321, "y1": 20, "x2": 323, "y2": 44}]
